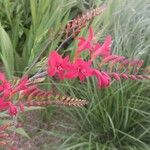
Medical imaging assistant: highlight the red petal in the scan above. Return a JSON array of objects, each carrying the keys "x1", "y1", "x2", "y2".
[
  {"x1": 63, "y1": 56, "x2": 69, "y2": 64},
  {"x1": 47, "y1": 67, "x2": 56, "y2": 77},
  {"x1": 78, "y1": 37, "x2": 86, "y2": 47},
  {"x1": 48, "y1": 51, "x2": 62, "y2": 66},
  {"x1": 0, "y1": 99, "x2": 9, "y2": 111},
  {"x1": 58, "y1": 71, "x2": 65, "y2": 80},
  {"x1": 79, "y1": 74, "x2": 85, "y2": 82},
  {"x1": 65, "y1": 71, "x2": 78, "y2": 79},
  {"x1": 77, "y1": 42, "x2": 89, "y2": 52},
  {"x1": 98, "y1": 36, "x2": 112, "y2": 58},
  {"x1": 0, "y1": 73, "x2": 5, "y2": 82}
]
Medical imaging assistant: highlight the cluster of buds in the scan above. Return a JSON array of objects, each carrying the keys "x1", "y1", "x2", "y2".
[
  {"x1": 0, "y1": 123, "x2": 13, "y2": 147},
  {"x1": 66, "y1": 4, "x2": 106, "y2": 38},
  {"x1": 21, "y1": 85, "x2": 88, "y2": 107},
  {"x1": 0, "y1": 122, "x2": 24, "y2": 149}
]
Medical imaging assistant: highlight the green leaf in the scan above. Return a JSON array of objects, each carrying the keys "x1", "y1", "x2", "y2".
[
  {"x1": 15, "y1": 127, "x2": 30, "y2": 139},
  {"x1": 0, "y1": 23, "x2": 14, "y2": 78},
  {"x1": 24, "y1": 106, "x2": 45, "y2": 111}
]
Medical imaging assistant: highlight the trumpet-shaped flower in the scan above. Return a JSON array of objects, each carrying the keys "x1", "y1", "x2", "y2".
[
  {"x1": 77, "y1": 27, "x2": 94, "y2": 52},
  {"x1": 65, "y1": 59, "x2": 93, "y2": 81},
  {"x1": 91, "y1": 35, "x2": 112, "y2": 60},
  {"x1": 47, "y1": 51, "x2": 69, "y2": 80}
]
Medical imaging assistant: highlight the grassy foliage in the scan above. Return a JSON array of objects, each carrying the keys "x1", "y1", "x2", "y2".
[
  {"x1": 0, "y1": 0, "x2": 85, "y2": 77},
  {"x1": 55, "y1": 80, "x2": 150, "y2": 150},
  {"x1": 0, "y1": 23, "x2": 14, "y2": 79}
]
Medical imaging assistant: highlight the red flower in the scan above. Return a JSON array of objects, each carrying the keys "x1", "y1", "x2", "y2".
[
  {"x1": 91, "y1": 35, "x2": 112, "y2": 60},
  {"x1": 0, "y1": 73, "x2": 26, "y2": 116},
  {"x1": 0, "y1": 98, "x2": 9, "y2": 111},
  {"x1": 0, "y1": 73, "x2": 12, "y2": 97},
  {"x1": 93, "y1": 70, "x2": 111, "y2": 88},
  {"x1": 0, "y1": 98, "x2": 18, "y2": 116},
  {"x1": 65, "y1": 59, "x2": 93, "y2": 81},
  {"x1": 0, "y1": 73, "x2": 29, "y2": 98},
  {"x1": 77, "y1": 26, "x2": 93, "y2": 52},
  {"x1": 47, "y1": 51, "x2": 69, "y2": 80}
]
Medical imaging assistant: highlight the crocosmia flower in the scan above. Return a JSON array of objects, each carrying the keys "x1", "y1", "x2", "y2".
[
  {"x1": 91, "y1": 35, "x2": 112, "y2": 60},
  {"x1": 65, "y1": 59, "x2": 93, "y2": 81},
  {"x1": 47, "y1": 51, "x2": 69, "y2": 80},
  {"x1": 77, "y1": 26, "x2": 94, "y2": 52}
]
